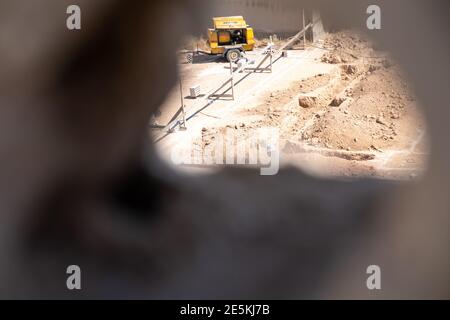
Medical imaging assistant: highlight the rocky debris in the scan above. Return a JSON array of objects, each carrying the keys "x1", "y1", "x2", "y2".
[
  {"x1": 390, "y1": 111, "x2": 400, "y2": 119},
  {"x1": 376, "y1": 116, "x2": 388, "y2": 126},
  {"x1": 368, "y1": 64, "x2": 380, "y2": 73},
  {"x1": 334, "y1": 152, "x2": 375, "y2": 161},
  {"x1": 321, "y1": 31, "x2": 374, "y2": 65},
  {"x1": 382, "y1": 59, "x2": 392, "y2": 68},
  {"x1": 330, "y1": 96, "x2": 346, "y2": 107},
  {"x1": 321, "y1": 53, "x2": 342, "y2": 64},
  {"x1": 341, "y1": 64, "x2": 357, "y2": 75},
  {"x1": 298, "y1": 52, "x2": 425, "y2": 154},
  {"x1": 298, "y1": 95, "x2": 318, "y2": 108},
  {"x1": 298, "y1": 74, "x2": 331, "y2": 94}
]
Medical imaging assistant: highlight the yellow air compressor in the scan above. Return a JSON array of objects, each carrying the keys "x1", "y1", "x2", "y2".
[{"x1": 207, "y1": 16, "x2": 255, "y2": 62}]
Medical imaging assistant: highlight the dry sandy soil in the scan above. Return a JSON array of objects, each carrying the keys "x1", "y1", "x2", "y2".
[{"x1": 153, "y1": 31, "x2": 428, "y2": 180}]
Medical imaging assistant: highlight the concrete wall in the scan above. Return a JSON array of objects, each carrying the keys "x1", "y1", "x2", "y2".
[{"x1": 205, "y1": 0, "x2": 311, "y2": 38}]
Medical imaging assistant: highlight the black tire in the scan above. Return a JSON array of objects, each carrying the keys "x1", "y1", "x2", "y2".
[{"x1": 226, "y1": 49, "x2": 241, "y2": 63}]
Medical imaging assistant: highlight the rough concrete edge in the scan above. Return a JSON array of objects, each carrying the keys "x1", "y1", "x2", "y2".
[{"x1": 312, "y1": 10, "x2": 325, "y2": 42}]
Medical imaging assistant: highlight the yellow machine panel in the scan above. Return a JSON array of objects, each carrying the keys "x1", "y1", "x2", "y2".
[
  {"x1": 208, "y1": 29, "x2": 218, "y2": 43},
  {"x1": 245, "y1": 28, "x2": 255, "y2": 46},
  {"x1": 213, "y1": 16, "x2": 248, "y2": 30}
]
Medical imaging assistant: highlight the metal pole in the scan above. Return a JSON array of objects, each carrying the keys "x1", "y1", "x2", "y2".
[
  {"x1": 230, "y1": 60, "x2": 235, "y2": 100},
  {"x1": 269, "y1": 52, "x2": 272, "y2": 73},
  {"x1": 179, "y1": 78, "x2": 187, "y2": 130},
  {"x1": 302, "y1": 9, "x2": 306, "y2": 49}
]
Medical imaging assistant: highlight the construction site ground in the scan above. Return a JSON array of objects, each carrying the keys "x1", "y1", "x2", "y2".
[{"x1": 152, "y1": 31, "x2": 428, "y2": 180}]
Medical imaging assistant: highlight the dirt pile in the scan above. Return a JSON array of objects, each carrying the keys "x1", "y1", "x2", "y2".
[
  {"x1": 320, "y1": 31, "x2": 375, "y2": 64},
  {"x1": 303, "y1": 61, "x2": 425, "y2": 152},
  {"x1": 216, "y1": 30, "x2": 426, "y2": 159}
]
